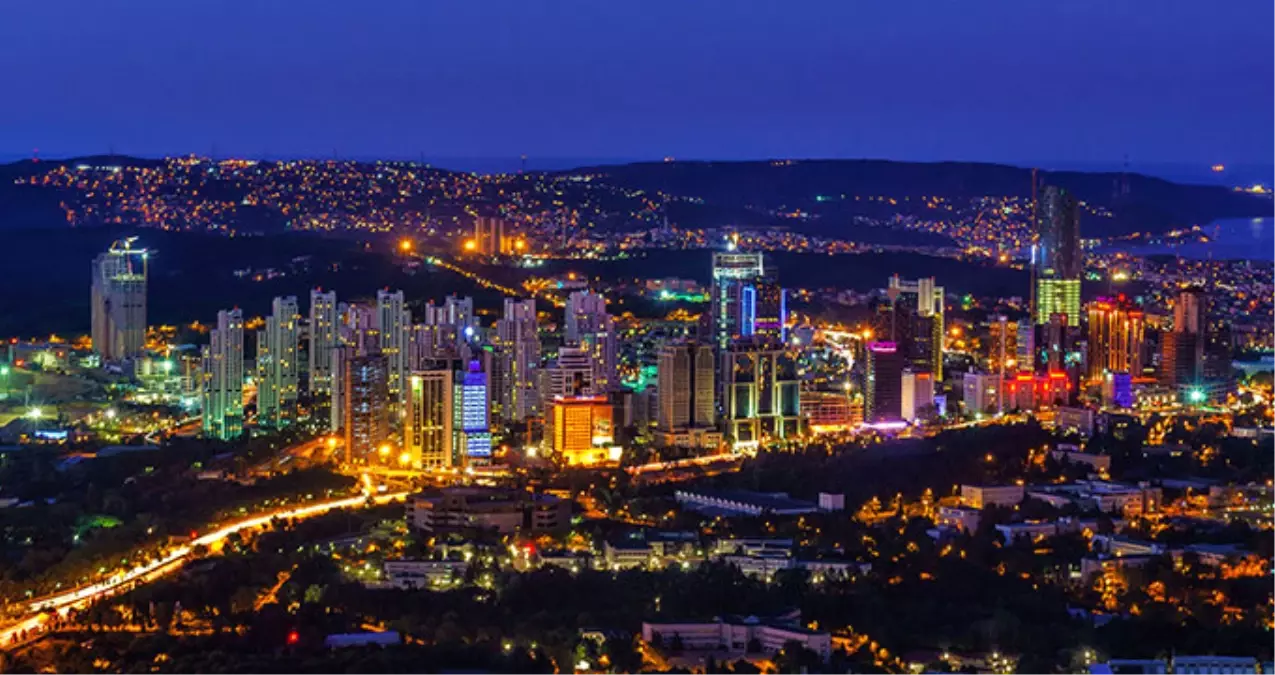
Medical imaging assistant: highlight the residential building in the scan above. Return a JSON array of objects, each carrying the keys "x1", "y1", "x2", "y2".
[
  {"x1": 201, "y1": 309, "x2": 244, "y2": 440},
  {"x1": 256, "y1": 296, "x2": 300, "y2": 429},
  {"x1": 308, "y1": 288, "x2": 338, "y2": 396}
]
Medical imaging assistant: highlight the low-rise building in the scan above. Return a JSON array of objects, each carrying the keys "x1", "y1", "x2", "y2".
[
  {"x1": 960, "y1": 484, "x2": 1025, "y2": 509},
  {"x1": 641, "y1": 613, "x2": 831, "y2": 662},
  {"x1": 938, "y1": 505, "x2": 982, "y2": 533},
  {"x1": 409, "y1": 487, "x2": 569, "y2": 535},
  {"x1": 382, "y1": 559, "x2": 469, "y2": 589},
  {"x1": 675, "y1": 489, "x2": 819, "y2": 516}
]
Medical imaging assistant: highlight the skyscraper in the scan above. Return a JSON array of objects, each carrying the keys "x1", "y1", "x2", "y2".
[
  {"x1": 655, "y1": 341, "x2": 720, "y2": 449},
  {"x1": 377, "y1": 290, "x2": 410, "y2": 410},
  {"x1": 405, "y1": 368, "x2": 455, "y2": 470},
  {"x1": 1162, "y1": 287, "x2": 1208, "y2": 390},
  {"x1": 344, "y1": 353, "x2": 390, "y2": 465},
  {"x1": 564, "y1": 290, "x2": 618, "y2": 391},
  {"x1": 453, "y1": 361, "x2": 492, "y2": 466},
  {"x1": 710, "y1": 250, "x2": 785, "y2": 349},
  {"x1": 257, "y1": 296, "x2": 300, "y2": 429},
  {"x1": 202, "y1": 309, "x2": 244, "y2": 440},
  {"x1": 719, "y1": 344, "x2": 801, "y2": 449},
  {"x1": 494, "y1": 298, "x2": 541, "y2": 421},
  {"x1": 91, "y1": 238, "x2": 148, "y2": 362},
  {"x1": 865, "y1": 341, "x2": 904, "y2": 423},
  {"x1": 887, "y1": 275, "x2": 945, "y2": 379},
  {"x1": 308, "y1": 289, "x2": 338, "y2": 396},
  {"x1": 1086, "y1": 296, "x2": 1145, "y2": 381},
  {"x1": 901, "y1": 369, "x2": 935, "y2": 423},
  {"x1": 1033, "y1": 186, "x2": 1082, "y2": 327}
]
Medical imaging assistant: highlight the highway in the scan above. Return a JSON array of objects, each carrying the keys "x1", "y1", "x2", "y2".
[{"x1": 1, "y1": 485, "x2": 408, "y2": 648}]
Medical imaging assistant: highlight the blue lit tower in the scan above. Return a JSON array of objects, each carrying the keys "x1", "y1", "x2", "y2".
[
  {"x1": 453, "y1": 360, "x2": 493, "y2": 466},
  {"x1": 710, "y1": 247, "x2": 786, "y2": 349}
]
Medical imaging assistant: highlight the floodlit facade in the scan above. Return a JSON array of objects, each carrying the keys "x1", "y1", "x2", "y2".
[
  {"x1": 343, "y1": 353, "x2": 390, "y2": 465},
  {"x1": 453, "y1": 361, "x2": 492, "y2": 465},
  {"x1": 377, "y1": 289, "x2": 410, "y2": 411},
  {"x1": 309, "y1": 289, "x2": 338, "y2": 396},
  {"x1": 257, "y1": 296, "x2": 300, "y2": 428},
  {"x1": 405, "y1": 368, "x2": 456, "y2": 470},
  {"x1": 656, "y1": 341, "x2": 720, "y2": 448},
  {"x1": 90, "y1": 238, "x2": 148, "y2": 362},
  {"x1": 202, "y1": 309, "x2": 244, "y2": 440}
]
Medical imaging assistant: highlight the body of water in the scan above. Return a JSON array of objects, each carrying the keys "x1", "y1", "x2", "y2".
[{"x1": 1104, "y1": 217, "x2": 1274, "y2": 262}]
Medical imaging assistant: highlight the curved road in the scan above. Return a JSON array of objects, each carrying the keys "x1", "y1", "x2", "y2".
[{"x1": 1, "y1": 488, "x2": 409, "y2": 647}]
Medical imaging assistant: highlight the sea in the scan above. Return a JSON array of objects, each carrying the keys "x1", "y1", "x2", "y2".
[{"x1": 1100, "y1": 217, "x2": 1274, "y2": 263}]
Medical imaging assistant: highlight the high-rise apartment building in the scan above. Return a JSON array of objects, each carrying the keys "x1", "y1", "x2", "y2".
[
  {"x1": 308, "y1": 289, "x2": 338, "y2": 396},
  {"x1": 202, "y1": 309, "x2": 244, "y2": 440},
  {"x1": 494, "y1": 298, "x2": 541, "y2": 421},
  {"x1": 91, "y1": 238, "x2": 148, "y2": 362},
  {"x1": 377, "y1": 290, "x2": 410, "y2": 410},
  {"x1": 564, "y1": 290, "x2": 618, "y2": 390},
  {"x1": 257, "y1": 296, "x2": 300, "y2": 428},
  {"x1": 655, "y1": 342, "x2": 720, "y2": 449},
  {"x1": 343, "y1": 353, "x2": 390, "y2": 465}
]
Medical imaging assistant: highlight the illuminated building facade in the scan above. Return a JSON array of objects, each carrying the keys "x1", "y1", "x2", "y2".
[
  {"x1": 656, "y1": 342, "x2": 720, "y2": 448},
  {"x1": 91, "y1": 238, "x2": 148, "y2": 362},
  {"x1": 564, "y1": 290, "x2": 617, "y2": 390},
  {"x1": 453, "y1": 361, "x2": 492, "y2": 465},
  {"x1": 308, "y1": 289, "x2": 338, "y2": 396},
  {"x1": 865, "y1": 341, "x2": 904, "y2": 423},
  {"x1": 1035, "y1": 279, "x2": 1082, "y2": 327},
  {"x1": 548, "y1": 395, "x2": 615, "y2": 466},
  {"x1": 901, "y1": 369, "x2": 935, "y2": 422},
  {"x1": 1033, "y1": 185, "x2": 1082, "y2": 325},
  {"x1": 887, "y1": 275, "x2": 945, "y2": 379},
  {"x1": 343, "y1": 353, "x2": 390, "y2": 465},
  {"x1": 962, "y1": 372, "x2": 999, "y2": 416},
  {"x1": 801, "y1": 391, "x2": 853, "y2": 433},
  {"x1": 1002, "y1": 371, "x2": 1071, "y2": 410},
  {"x1": 201, "y1": 309, "x2": 244, "y2": 440},
  {"x1": 405, "y1": 368, "x2": 455, "y2": 470},
  {"x1": 257, "y1": 295, "x2": 300, "y2": 429},
  {"x1": 710, "y1": 251, "x2": 786, "y2": 349},
  {"x1": 494, "y1": 298, "x2": 541, "y2": 421},
  {"x1": 1086, "y1": 296, "x2": 1145, "y2": 381},
  {"x1": 377, "y1": 290, "x2": 410, "y2": 411},
  {"x1": 720, "y1": 344, "x2": 801, "y2": 448}
]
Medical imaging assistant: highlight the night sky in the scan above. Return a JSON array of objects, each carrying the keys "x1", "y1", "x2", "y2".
[{"x1": 2, "y1": 0, "x2": 1271, "y2": 164}]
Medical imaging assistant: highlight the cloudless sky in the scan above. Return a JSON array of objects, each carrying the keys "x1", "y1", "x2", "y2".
[{"x1": 1, "y1": 0, "x2": 1271, "y2": 164}]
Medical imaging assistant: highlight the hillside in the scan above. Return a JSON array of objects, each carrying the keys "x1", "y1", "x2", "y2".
[{"x1": 563, "y1": 159, "x2": 1271, "y2": 237}]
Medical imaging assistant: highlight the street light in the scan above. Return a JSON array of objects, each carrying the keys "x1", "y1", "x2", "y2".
[{"x1": 26, "y1": 407, "x2": 42, "y2": 420}]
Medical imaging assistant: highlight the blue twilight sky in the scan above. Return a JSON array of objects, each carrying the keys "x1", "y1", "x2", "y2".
[{"x1": 0, "y1": 0, "x2": 1271, "y2": 165}]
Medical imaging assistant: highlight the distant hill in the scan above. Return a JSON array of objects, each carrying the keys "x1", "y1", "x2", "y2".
[
  {"x1": 560, "y1": 159, "x2": 1270, "y2": 237},
  {"x1": 1, "y1": 155, "x2": 1266, "y2": 239}
]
